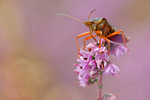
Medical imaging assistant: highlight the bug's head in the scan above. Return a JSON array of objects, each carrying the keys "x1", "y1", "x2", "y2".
[
  {"x1": 84, "y1": 21, "x2": 94, "y2": 27},
  {"x1": 84, "y1": 9, "x2": 97, "y2": 28}
]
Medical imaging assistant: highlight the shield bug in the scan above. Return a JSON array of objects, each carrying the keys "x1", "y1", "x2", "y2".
[{"x1": 57, "y1": 9, "x2": 129, "y2": 55}]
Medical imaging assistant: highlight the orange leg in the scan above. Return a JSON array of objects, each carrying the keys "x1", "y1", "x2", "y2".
[
  {"x1": 76, "y1": 31, "x2": 98, "y2": 51},
  {"x1": 99, "y1": 34, "x2": 111, "y2": 55},
  {"x1": 106, "y1": 30, "x2": 127, "y2": 47},
  {"x1": 90, "y1": 30, "x2": 98, "y2": 43},
  {"x1": 83, "y1": 34, "x2": 98, "y2": 49},
  {"x1": 76, "y1": 32, "x2": 91, "y2": 51},
  {"x1": 95, "y1": 31, "x2": 111, "y2": 55}
]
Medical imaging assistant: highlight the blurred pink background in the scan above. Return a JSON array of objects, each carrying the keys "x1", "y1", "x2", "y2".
[{"x1": 0, "y1": 0, "x2": 149, "y2": 100}]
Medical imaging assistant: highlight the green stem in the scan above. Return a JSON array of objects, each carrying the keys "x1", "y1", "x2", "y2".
[{"x1": 98, "y1": 75, "x2": 103, "y2": 100}]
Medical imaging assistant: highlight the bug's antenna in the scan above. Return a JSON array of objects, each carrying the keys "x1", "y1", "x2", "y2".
[
  {"x1": 57, "y1": 13, "x2": 84, "y2": 23},
  {"x1": 87, "y1": 9, "x2": 96, "y2": 22}
]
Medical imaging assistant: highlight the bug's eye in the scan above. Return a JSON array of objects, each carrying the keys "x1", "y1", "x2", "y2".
[{"x1": 91, "y1": 21, "x2": 94, "y2": 23}]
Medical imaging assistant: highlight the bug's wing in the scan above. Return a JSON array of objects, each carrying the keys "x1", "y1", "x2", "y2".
[{"x1": 108, "y1": 34, "x2": 130, "y2": 43}]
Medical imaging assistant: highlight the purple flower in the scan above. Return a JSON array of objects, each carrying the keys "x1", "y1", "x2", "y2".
[
  {"x1": 110, "y1": 44, "x2": 128, "y2": 59},
  {"x1": 74, "y1": 40, "x2": 128, "y2": 86},
  {"x1": 102, "y1": 93, "x2": 117, "y2": 100},
  {"x1": 103, "y1": 63, "x2": 120, "y2": 77},
  {"x1": 108, "y1": 95, "x2": 117, "y2": 100},
  {"x1": 74, "y1": 42, "x2": 109, "y2": 87},
  {"x1": 78, "y1": 70, "x2": 90, "y2": 87}
]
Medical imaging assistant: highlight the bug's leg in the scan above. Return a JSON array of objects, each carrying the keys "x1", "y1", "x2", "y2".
[
  {"x1": 100, "y1": 35, "x2": 111, "y2": 55},
  {"x1": 106, "y1": 30, "x2": 127, "y2": 48},
  {"x1": 120, "y1": 30, "x2": 127, "y2": 47},
  {"x1": 90, "y1": 30, "x2": 98, "y2": 43},
  {"x1": 76, "y1": 32, "x2": 91, "y2": 51},
  {"x1": 83, "y1": 34, "x2": 98, "y2": 50},
  {"x1": 95, "y1": 31, "x2": 103, "y2": 54}
]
